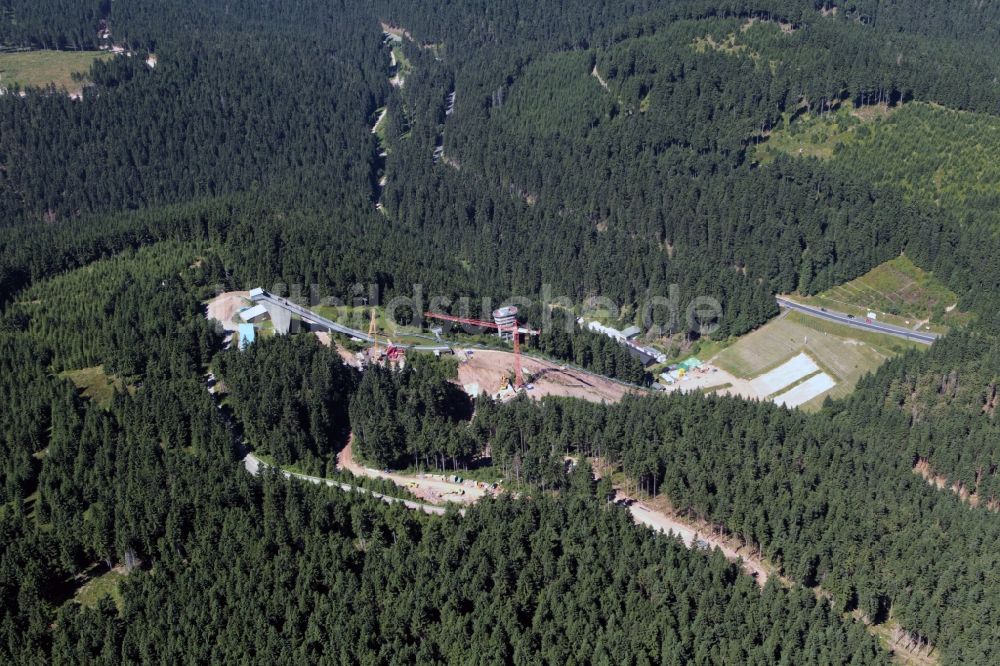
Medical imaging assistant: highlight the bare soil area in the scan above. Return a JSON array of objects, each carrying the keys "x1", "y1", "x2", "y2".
[
  {"x1": 314, "y1": 332, "x2": 362, "y2": 368},
  {"x1": 205, "y1": 291, "x2": 250, "y2": 332},
  {"x1": 337, "y1": 437, "x2": 495, "y2": 505},
  {"x1": 914, "y1": 459, "x2": 999, "y2": 512},
  {"x1": 456, "y1": 349, "x2": 636, "y2": 403},
  {"x1": 661, "y1": 363, "x2": 764, "y2": 401},
  {"x1": 619, "y1": 491, "x2": 772, "y2": 584}
]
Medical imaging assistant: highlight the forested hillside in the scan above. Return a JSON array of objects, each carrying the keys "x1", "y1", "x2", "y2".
[
  {"x1": 0, "y1": 243, "x2": 890, "y2": 664},
  {"x1": 372, "y1": 0, "x2": 1000, "y2": 336},
  {"x1": 3, "y1": 1, "x2": 1000, "y2": 664}
]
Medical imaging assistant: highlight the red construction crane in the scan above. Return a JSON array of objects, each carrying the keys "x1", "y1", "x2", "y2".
[{"x1": 424, "y1": 310, "x2": 539, "y2": 388}]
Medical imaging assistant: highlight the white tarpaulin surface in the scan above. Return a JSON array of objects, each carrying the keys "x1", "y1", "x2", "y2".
[
  {"x1": 772, "y1": 372, "x2": 837, "y2": 407},
  {"x1": 750, "y1": 352, "x2": 820, "y2": 396}
]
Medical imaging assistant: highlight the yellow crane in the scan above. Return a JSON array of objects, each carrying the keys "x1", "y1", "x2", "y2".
[{"x1": 368, "y1": 309, "x2": 380, "y2": 359}]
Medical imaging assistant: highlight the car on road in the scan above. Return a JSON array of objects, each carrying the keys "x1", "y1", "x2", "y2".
[{"x1": 846, "y1": 314, "x2": 855, "y2": 319}]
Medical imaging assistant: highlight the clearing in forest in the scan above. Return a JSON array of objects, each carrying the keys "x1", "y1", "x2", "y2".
[
  {"x1": 59, "y1": 365, "x2": 132, "y2": 408},
  {"x1": 710, "y1": 311, "x2": 920, "y2": 409},
  {"x1": 389, "y1": 44, "x2": 412, "y2": 86},
  {"x1": 0, "y1": 50, "x2": 112, "y2": 96},
  {"x1": 310, "y1": 303, "x2": 432, "y2": 346},
  {"x1": 691, "y1": 33, "x2": 756, "y2": 58},
  {"x1": 456, "y1": 348, "x2": 636, "y2": 403},
  {"x1": 205, "y1": 291, "x2": 250, "y2": 331},
  {"x1": 73, "y1": 566, "x2": 126, "y2": 611},
  {"x1": 753, "y1": 99, "x2": 892, "y2": 162},
  {"x1": 783, "y1": 255, "x2": 969, "y2": 333},
  {"x1": 336, "y1": 438, "x2": 491, "y2": 506}
]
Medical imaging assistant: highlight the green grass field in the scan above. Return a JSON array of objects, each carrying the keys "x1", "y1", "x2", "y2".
[
  {"x1": 785, "y1": 255, "x2": 969, "y2": 333},
  {"x1": 59, "y1": 365, "x2": 131, "y2": 408},
  {"x1": 0, "y1": 50, "x2": 112, "y2": 93},
  {"x1": 74, "y1": 567, "x2": 125, "y2": 611},
  {"x1": 712, "y1": 310, "x2": 920, "y2": 409}
]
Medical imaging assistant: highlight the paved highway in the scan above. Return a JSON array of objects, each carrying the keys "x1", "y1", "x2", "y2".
[{"x1": 775, "y1": 297, "x2": 939, "y2": 344}]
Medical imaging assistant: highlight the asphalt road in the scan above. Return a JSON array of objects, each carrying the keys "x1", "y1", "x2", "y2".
[{"x1": 775, "y1": 297, "x2": 938, "y2": 344}]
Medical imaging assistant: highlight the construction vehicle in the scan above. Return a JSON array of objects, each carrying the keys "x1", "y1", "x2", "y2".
[
  {"x1": 424, "y1": 310, "x2": 539, "y2": 388},
  {"x1": 498, "y1": 373, "x2": 512, "y2": 392}
]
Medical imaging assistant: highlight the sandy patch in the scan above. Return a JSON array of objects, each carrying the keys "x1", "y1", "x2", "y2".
[
  {"x1": 371, "y1": 107, "x2": 387, "y2": 134},
  {"x1": 914, "y1": 458, "x2": 1000, "y2": 512},
  {"x1": 591, "y1": 65, "x2": 610, "y2": 91},
  {"x1": 621, "y1": 492, "x2": 770, "y2": 584},
  {"x1": 661, "y1": 364, "x2": 762, "y2": 401},
  {"x1": 314, "y1": 332, "x2": 362, "y2": 368}
]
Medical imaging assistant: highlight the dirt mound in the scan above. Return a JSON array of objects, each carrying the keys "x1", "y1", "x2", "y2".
[
  {"x1": 456, "y1": 349, "x2": 635, "y2": 403},
  {"x1": 205, "y1": 291, "x2": 250, "y2": 332}
]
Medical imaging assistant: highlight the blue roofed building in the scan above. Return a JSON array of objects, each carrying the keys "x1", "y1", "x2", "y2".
[{"x1": 238, "y1": 323, "x2": 256, "y2": 350}]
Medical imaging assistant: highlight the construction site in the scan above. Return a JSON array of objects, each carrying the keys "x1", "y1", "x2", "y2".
[{"x1": 206, "y1": 289, "x2": 636, "y2": 404}]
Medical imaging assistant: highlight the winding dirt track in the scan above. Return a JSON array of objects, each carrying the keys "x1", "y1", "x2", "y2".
[
  {"x1": 620, "y1": 493, "x2": 771, "y2": 584},
  {"x1": 244, "y1": 452, "x2": 456, "y2": 516},
  {"x1": 259, "y1": 439, "x2": 772, "y2": 585},
  {"x1": 336, "y1": 437, "x2": 493, "y2": 505}
]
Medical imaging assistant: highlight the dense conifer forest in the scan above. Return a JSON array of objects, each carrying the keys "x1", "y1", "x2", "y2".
[{"x1": 3, "y1": 1, "x2": 1000, "y2": 664}]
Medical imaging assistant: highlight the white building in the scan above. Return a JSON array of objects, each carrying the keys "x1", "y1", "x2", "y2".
[
  {"x1": 587, "y1": 321, "x2": 624, "y2": 341},
  {"x1": 239, "y1": 304, "x2": 269, "y2": 323}
]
